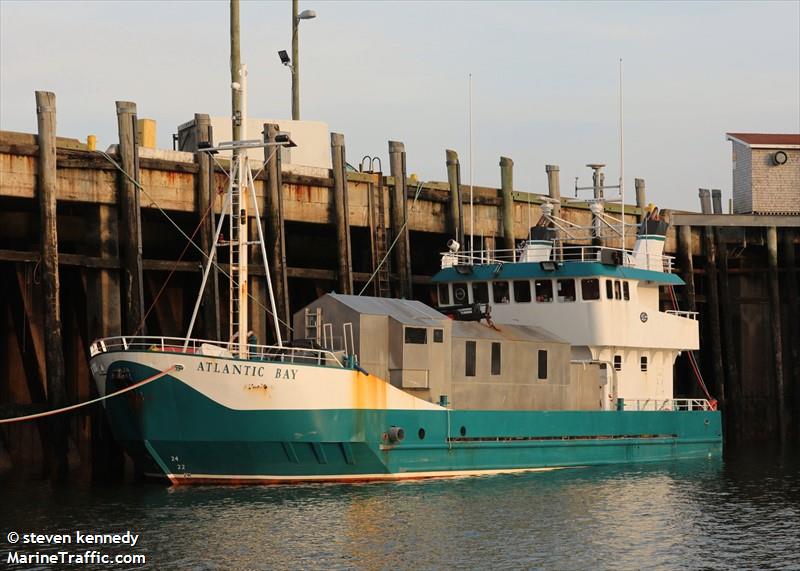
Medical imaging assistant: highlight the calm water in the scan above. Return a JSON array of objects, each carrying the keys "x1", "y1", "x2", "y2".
[{"x1": 1, "y1": 446, "x2": 798, "y2": 571}]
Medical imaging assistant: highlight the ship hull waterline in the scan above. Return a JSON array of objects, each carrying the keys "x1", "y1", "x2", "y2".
[{"x1": 90, "y1": 351, "x2": 722, "y2": 485}]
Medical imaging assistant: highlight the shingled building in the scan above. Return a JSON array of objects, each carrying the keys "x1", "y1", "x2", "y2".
[{"x1": 726, "y1": 133, "x2": 800, "y2": 215}]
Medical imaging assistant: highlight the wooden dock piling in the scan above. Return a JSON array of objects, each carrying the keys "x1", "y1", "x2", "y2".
[
  {"x1": 264, "y1": 123, "x2": 291, "y2": 338},
  {"x1": 766, "y1": 225, "x2": 787, "y2": 442},
  {"x1": 194, "y1": 114, "x2": 220, "y2": 340},
  {"x1": 115, "y1": 101, "x2": 146, "y2": 336},
  {"x1": 446, "y1": 150, "x2": 464, "y2": 246},
  {"x1": 331, "y1": 133, "x2": 353, "y2": 295},
  {"x1": 389, "y1": 141, "x2": 412, "y2": 298},
  {"x1": 500, "y1": 157, "x2": 515, "y2": 251},
  {"x1": 35, "y1": 91, "x2": 68, "y2": 480}
]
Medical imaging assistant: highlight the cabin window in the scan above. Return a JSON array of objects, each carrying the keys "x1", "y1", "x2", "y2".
[
  {"x1": 606, "y1": 279, "x2": 614, "y2": 299},
  {"x1": 513, "y1": 280, "x2": 531, "y2": 303},
  {"x1": 472, "y1": 282, "x2": 489, "y2": 304},
  {"x1": 614, "y1": 280, "x2": 622, "y2": 300},
  {"x1": 493, "y1": 281, "x2": 510, "y2": 304},
  {"x1": 453, "y1": 282, "x2": 469, "y2": 304},
  {"x1": 491, "y1": 342, "x2": 502, "y2": 375},
  {"x1": 557, "y1": 279, "x2": 576, "y2": 302},
  {"x1": 405, "y1": 327, "x2": 427, "y2": 344},
  {"x1": 640, "y1": 355, "x2": 648, "y2": 372},
  {"x1": 437, "y1": 283, "x2": 451, "y2": 306},
  {"x1": 465, "y1": 341, "x2": 477, "y2": 377},
  {"x1": 535, "y1": 279, "x2": 553, "y2": 303},
  {"x1": 537, "y1": 350, "x2": 548, "y2": 379},
  {"x1": 433, "y1": 329, "x2": 444, "y2": 343},
  {"x1": 581, "y1": 278, "x2": 600, "y2": 301},
  {"x1": 613, "y1": 355, "x2": 622, "y2": 371},
  {"x1": 623, "y1": 282, "x2": 630, "y2": 301}
]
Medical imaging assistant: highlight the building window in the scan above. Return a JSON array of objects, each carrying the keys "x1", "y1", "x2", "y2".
[
  {"x1": 640, "y1": 355, "x2": 648, "y2": 372},
  {"x1": 606, "y1": 279, "x2": 614, "y2": 299},
  {"x1": 513, "y1": 280, "x2": 531, "y2": 303},
  {"x1": 557, "y1": 279, "x2": 576, "y2": 302},
  {"x1": 614, "y1": 280, "x2": 622, "y2": 300},
  {"x1": 453, "y1": 282, "x2": 469, "y2": 304},
  {"x1": 623, "y1": 281, "x2": 630, "y2": 301},
  {"x1": 613, "y1": 355, "x2": 622, "y2": 371},
  {"x1": 581, "y1": 278, "x2": 600, "y2": 301},
  {"x1": 465, "y1": 341, "x2": 476, "y2": 377},
  {"x1": 491, "y1": 342, "x2": 501, "y2": 375},
  {"x1": 404, "y1": 327, "x2": 427, "y2": 344},
  {"x1": 493, "y1": 281, "x2": 510, "y2": 304},
  {"x1": 472, "y1": 282, "x2": 489, "y2": 304},
  {"x1": 437, "y1": 283, "x2": 450, "y2": 306},
  {"x1": 537, "y1": 350, "x2": 548, "y2": 379},
  {"x1": 433, "y1": 329, "x2": 444, "y2": 343},
  {"x1": 535, "y1": 279, "x2": 553, "y2": 302}
]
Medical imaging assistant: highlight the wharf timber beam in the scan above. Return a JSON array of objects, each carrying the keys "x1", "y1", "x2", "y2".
[
  {"x1": 331, "y1": 133, "x2": 353, "y2": 295},
  {"x1": 264, "y1": 124, "x2": 291, "y2": 339},
  {"x1": 500, "y1": 157, "x2": 515, "y2": 251},
  {"x1": 676, "y1": 226, "x2": 697, "y2": 312},
  {"x1": 389, "y1": 141, "x2": 412, "y2": 298},
  {"x1": 35, "y1": 91, "x2": 68, "y2": 480},
  {"x1": 671, "y1": 213, "x2": 800, "y2": 227},
  {"x1": 194, "y1": 114, "x2": 220, "y2": 341},
  {"x1": 115, "y1": 101, "x2": 146, "y2": 336}
]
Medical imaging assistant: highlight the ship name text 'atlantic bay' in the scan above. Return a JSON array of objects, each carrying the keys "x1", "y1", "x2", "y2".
[{"x1": 195, "y1": 361, "x2": 298, "y2": 380}]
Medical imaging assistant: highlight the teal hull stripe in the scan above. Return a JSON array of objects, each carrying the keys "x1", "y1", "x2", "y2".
[
  {"x1": 103, "y1": 361, "x2": 721, "y2": 480},
  {"x1": 432, "y1": 262, "x2": 684, "y2": 285}
]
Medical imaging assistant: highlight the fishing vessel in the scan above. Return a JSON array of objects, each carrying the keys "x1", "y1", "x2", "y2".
[{"x1": 88, "y1": 68, "x2": 721, "y2": 485}]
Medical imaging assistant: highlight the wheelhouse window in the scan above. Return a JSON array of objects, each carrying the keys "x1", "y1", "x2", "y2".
[
  {"x1": 453, "y1": 282, "x2": 469, "y2": 305},
  {"x1": 433, "y1": 329, "x2": 444, "y2": 343},
  {"x1": 614, "y1": 280, "x2": 622, "y2": 300},
  {"x1": 537, "y1": 350, "x2": 548, "y2": 379},
  {"x1": 404, "y1": 327, "x2": 427, "y2": 344},
  {"x1": 581, "y1": 278, "x2": 600, "y2": 301},
  {"x1": 535, "y1": 279, "x2": 553, "y2": 303},
  {"x1": 491, "y1": 342, "x2": 502, "y2": 375},
  {"x1": 465, "y1": 341, "x2": 476, "y2": 377},
  {"x1": 640, "y1": 355, "x2": 648, "y2": 372},
  {"x1": 493, "y1": 281, "x2": 510, "y2": 304},
  {"x1": 557, "y1": 279, "x2": 576, "y2": 302},
  {"x1": 613, "y1": 355, "x2": 622, "y2": 371},
  {"x1": 623, "y1": 282, "x2": 630, "y2": 301},
  {"x1": 472, "y1": 282, "x2": 489, "y2": 304},
  {"x1": 513, "y1": 280, "x2": 531, "y2": 303},
  {"x1": 606, "y1": 279, "x2": 614, "y2": 299},
  {"x1": 437, "y1": 283, "x2": 451, "y2": 306}
]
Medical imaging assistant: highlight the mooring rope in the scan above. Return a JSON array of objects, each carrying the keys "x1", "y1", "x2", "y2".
[{"x1": 0, "y1": 364, "x2": 182, "y2": 424}]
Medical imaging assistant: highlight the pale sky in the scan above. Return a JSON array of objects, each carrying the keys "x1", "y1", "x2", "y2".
[{"x1": 1, "y1": 0, "x2": 798, "y2": 210}]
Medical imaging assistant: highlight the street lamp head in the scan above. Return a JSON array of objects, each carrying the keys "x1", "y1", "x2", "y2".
[
  {"x1": 297, "y1": 9, "x2": 316, "y2": 20},
  {"x1": 278, "y1": 50, "x2": 291, "y2": 66}
]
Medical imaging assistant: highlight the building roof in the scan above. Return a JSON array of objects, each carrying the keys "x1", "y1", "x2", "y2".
[
  {"x1": 327, "y1": 293, "x2": 446, "y2": 325},
  {"x1": 451, "y1": 321, "x2": 567, "y2": 344},
  {"x1": 726, "y1": 133, "x2": 800, "y2": 149}
]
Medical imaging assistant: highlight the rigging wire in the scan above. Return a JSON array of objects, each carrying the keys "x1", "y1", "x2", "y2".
[{"x1": 96, "y1": 149, "x2": 293, "y2": 333}]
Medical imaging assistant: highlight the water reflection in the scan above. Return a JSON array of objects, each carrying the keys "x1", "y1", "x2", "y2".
[{"x1": 2, "y1": 448, "x2": 798, "y2": 570}]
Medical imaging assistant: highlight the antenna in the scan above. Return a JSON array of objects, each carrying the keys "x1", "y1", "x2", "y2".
[
  {"x1": 619, "y1": 58, "x2": 625, "y2": 251},
  {"x1": 468, "y1": 73, "x2": 474, "y2": 253}
]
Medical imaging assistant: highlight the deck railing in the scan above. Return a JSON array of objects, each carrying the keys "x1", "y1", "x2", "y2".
[
  {"x1": 442, "y1": 244, "x2": 674, "y2": 273},
  {"x1": 89, "y1": 336, "x2": 345, "y2": 367},
  {"x1": 665, "y1": 310, "x2": 699, "y2": 320},
  {"x1": 622, "y1": 398, "x2": 715, "y2": 412}
]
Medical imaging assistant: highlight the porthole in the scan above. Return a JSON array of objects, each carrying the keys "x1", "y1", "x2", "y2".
[
  {"x1": 418, "y1": 428, "x2": 426, "y2": 440},
  {"x1": 459, "y1": 425, "x2": 467, "y2": 437}
]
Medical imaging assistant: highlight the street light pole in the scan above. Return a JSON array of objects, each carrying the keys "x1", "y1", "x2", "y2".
[{"x1": 291, "y1": 0, "x2": 300, "y2": 120}]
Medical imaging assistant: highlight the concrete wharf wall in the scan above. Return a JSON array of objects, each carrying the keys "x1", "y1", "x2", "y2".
[{"x1": 0, "y1": 94, "x2": 797, "y2": 481}]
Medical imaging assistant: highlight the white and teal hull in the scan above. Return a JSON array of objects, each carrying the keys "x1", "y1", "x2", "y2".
[{"x1": 91, "y1": 351, "x2": 722, "y2": 484}]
